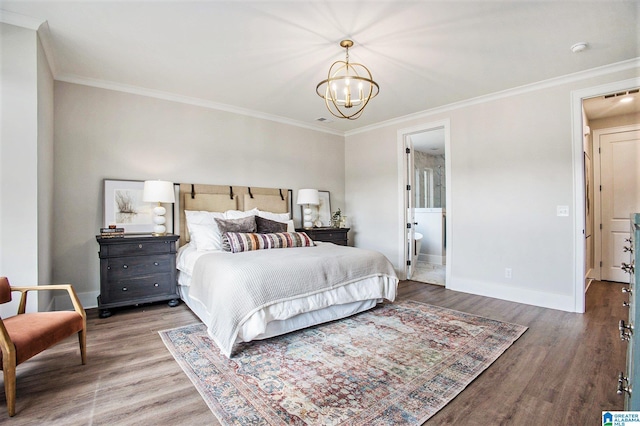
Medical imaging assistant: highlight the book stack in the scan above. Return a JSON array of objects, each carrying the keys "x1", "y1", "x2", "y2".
[{"x1": 100, "y1": 227, "x2": 125, "y2": 238}]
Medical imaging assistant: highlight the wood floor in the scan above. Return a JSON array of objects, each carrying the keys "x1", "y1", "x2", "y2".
[{"x1": 0, "y1": 280, "x2": 626, "y2": 425}]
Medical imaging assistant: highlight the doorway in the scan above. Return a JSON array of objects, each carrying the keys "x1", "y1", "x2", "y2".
[
  {"x1": 573, "y1": 77, "x2": 640, "y2": 312},
  {"x1": 398, "y1": 119, "x2": 451, "y2": 286}
]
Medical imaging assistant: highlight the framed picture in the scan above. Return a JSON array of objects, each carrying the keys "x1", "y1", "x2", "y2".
[
  {"x1": 103, "y1": 179, "x2": 174, "y2": 234},
  {"x1": 317, "y1": 190, "x2": 331, "y2": 227}
]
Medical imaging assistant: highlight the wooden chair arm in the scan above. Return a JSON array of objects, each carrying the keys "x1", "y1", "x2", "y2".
[
  {"x1": 10, "y1": 285, "x2": 86, "y2": 320},
  {"x1": 0, "y1": 319, "x2": 15, "y2": 364}
]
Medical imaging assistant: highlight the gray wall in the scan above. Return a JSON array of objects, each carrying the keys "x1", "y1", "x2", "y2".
[
  {"x1": 53, "y1": 82, "x2": 345, "y2": 307},
  {"x1": 345, "y1": 66, "x2": 640, "y2": 312}
]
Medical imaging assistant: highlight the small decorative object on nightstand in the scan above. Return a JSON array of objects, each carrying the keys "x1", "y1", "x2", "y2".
[
  {"x1": 96, "y1": 233, "x2": 180, "y2": 318},
  {"x1": 331, "y1": 208, "x2": 342, "y2": 228},
  {"x1": 296, "y1": 227, "x2": 350, "y2": 246}
]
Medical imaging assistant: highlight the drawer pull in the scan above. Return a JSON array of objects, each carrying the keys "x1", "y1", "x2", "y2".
[
  {"x1": 153, "y1": 283, "x2": 159, "y2": 287},
  {"x1": 122, "y1": 287, "x2": 128, "y2": 292},
  {"x1": 617, "y1": 372, "x2": 631, "y2": 396},
  {"x1": 620, "y1": 320, "x2": 633, "y2": 341},
  {"x1": 138, "y1": 244, "x2": 143, "y2": 249},
  {"x1": 154, "y1": 262, "x2": 159, "y2": 266},
  {"x1": 123, "y1": 264, "x2": 128, "y2": 269}
]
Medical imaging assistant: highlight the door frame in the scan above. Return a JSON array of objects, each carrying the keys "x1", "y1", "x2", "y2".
[
  {"x1": 571, "y1": 77, "x2": 640, "y2": 312},
  {"x1": 397, "y1": 119, "x2": 451, "y2": 283}
]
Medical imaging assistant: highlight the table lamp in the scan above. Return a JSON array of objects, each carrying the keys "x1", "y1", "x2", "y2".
[
  {"x1": 143, "y1": 180, "x2": 175, "y2": 236},
  {"x1": 296, "y1": 189, "x2": 319, "y2": 229}
]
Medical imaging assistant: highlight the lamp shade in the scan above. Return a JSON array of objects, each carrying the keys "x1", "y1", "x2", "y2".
[
  {"x1": 296, "y1": 189, "x2": 319, "y2": 206},
  {"x1": 142, "y1": 180, "x2": 175, "y2": 203}
]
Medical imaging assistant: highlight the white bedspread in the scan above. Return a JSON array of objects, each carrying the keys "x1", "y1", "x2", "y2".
[{"x1": 187, "y1": 243, "x2": 398, "y2": 357}]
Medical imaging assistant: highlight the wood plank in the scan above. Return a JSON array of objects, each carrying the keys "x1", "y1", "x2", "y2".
[{"x1": 0, "y1": 280, "x2": 626, "y2": 424}]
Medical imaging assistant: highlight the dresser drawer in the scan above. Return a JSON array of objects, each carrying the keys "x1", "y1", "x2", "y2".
[
  {"x1": 107, "y1": 254, "x2": 173, "y2": 279},
  {"x1": 319, "y1": 232, "x2": 346, "y2": 243},
  {"x1": 104, "y1": 274, "x2": 173, "y2": 303},
  {"x1": 297, "y1": 228, "x2": 350, "y2": 246},
  {"x1": 100, "y1": 240, "x2": 173, "y2": 257}
]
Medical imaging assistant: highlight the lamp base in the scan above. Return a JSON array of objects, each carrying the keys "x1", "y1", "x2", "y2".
[
  {"x1": 152, "y1": 223, "x2": 167, "y2": 236},
  {"x1": 152, "y1": 203, "x2": 167, "y2": 236}
]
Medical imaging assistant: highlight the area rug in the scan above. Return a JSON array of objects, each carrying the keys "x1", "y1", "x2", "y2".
[{"x1": 159, "y1": 300, "x2": 526, "y2": 425}]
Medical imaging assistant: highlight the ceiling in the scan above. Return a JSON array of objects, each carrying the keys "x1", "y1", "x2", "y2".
[
  {"x1": 1, "y1": 1, "x2": 638, "y2": 133},
  {"x1": 410, "y1": 129, "x2": 445, "y2": 155}
]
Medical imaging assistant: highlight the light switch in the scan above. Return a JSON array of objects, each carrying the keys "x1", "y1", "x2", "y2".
[{"x1": 557, "y1": 205, "x2": 569, "y2": 217}]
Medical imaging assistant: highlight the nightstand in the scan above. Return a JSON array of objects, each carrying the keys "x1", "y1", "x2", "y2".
[
  {"x1": 96, "y1": 234, "x2": 180, "y2": 318},
  {"x1": 296, "y1": 227, "x2": 350, "y2": 246}
]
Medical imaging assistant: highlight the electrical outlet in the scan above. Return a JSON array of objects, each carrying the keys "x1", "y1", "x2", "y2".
[
  {"x1": 557, "y1": 205, "x2": 569, "y2": 217},
  {"x1": 505, "y1": 268, "x2": 512, "y2": 279}
]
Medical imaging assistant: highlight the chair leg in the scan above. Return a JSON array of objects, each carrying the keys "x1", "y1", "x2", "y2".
[
  {"x1": 3, "y1": 359, "x2": 16, "y2": 417},
  {"x1": 78, "y1": 329, "x2": 87, "y2": 365}
]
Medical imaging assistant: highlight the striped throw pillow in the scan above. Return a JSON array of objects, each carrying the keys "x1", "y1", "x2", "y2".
[{"x1": 224, "y1": 232, "x2": 315, "y2": 253}]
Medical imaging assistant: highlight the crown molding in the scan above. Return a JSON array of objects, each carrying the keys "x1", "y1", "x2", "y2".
[
  {"x1": 0, "y1": 9, "x2": 44, "y2": 30},
  {"x1": 56, "y1": 73, "x2": 345, "y2": 137},
  {"x1": 346, "y1": 57, "x2": 640, "y2": 137}
]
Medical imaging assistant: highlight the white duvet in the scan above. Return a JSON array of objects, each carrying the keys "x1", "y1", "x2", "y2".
[{"x1": 178, "y1": 242, "x2": 398, "y2": 357}]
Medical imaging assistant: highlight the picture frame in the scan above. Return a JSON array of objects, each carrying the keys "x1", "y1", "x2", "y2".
[
  {"x1": 103, "y1": 179, "x2": 174, "y2": 234},
  {"x1": 317, "y1": 190, "x2": 331, "y2": 227}
]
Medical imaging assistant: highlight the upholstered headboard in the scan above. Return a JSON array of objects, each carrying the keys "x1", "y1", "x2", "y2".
[{"x1": 176, "y1": 183, "x2": 292, "y2": 247}]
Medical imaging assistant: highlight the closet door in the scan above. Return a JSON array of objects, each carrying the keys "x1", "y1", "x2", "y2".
[{"x1": 600, "y1": 129, "x2": 640, "y2": 282}]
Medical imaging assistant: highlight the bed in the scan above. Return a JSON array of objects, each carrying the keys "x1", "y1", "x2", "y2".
[{"x1": 174, "y1": 184, "x2": 398, "y2": 357}]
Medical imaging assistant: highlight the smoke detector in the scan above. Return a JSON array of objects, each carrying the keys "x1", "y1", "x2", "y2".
[{"x1": 570, "y1": 42, "x2": 588, "y2": 53}]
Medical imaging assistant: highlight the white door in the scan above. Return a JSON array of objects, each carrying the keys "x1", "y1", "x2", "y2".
[{"x1": 599, "y1": 127, "x2": 640, "y2": 282}]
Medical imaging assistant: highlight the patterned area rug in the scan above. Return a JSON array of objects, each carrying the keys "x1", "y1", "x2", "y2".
[{"x1": 159, "y1": 300, "x2": 526, "y2": 425}]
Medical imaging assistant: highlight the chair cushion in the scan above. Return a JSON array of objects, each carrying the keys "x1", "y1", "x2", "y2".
[{"x1": 1, "y1": 312, "x2": 84, "y2": 366}]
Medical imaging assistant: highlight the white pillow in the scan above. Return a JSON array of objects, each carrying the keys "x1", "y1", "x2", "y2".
[
  {"x1": 257, "y1": 209, "x2": 294, "y2": 232},
  {"x1": 185, "y1": 210, "x2": 225, "y2": 251},
  {"x1": 225, "y1": 208, "x2": 259, "y2": 219}
]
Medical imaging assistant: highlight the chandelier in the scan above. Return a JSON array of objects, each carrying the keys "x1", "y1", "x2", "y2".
[{"x1": 316, "y1": 40, "x2": 379, "y2": 120}]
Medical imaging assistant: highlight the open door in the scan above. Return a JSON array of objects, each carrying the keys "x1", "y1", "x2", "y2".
[{"x1": 405, "y1": 136, "x2": 415, "y2": 280}]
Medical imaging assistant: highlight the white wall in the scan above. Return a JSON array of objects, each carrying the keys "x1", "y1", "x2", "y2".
[
  {"x1": 37, "y1": 33, "x2": 55, "y2": 310},
  {"x1": 0, "y1": 23, "x2": 42, "y2": 315},
  {"x1": 345, "y1": 66, "x2": 640, "y2": 312},
  {"x1": 53, "y1": 82, "x2": 345, "y2": 307}
]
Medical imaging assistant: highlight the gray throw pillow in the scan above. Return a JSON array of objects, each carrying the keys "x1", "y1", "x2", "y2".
[
  {"x1": 256, "y1": 216, "x2": 288, "y2": 234},
  {"x1": 215, "y1": 216, "x2": 257, "y2": 251}
]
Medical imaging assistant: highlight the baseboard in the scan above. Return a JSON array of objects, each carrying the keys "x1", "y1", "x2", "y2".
[
  {"x1": 448, "y1": 277, "x2": 576, "y2": 312},
  {"x1": 54, "y1": 291, "x2": 99, "y2": 311},
  {"x1": 585, "y1": 278, "x2": 594, "y2": 293}
]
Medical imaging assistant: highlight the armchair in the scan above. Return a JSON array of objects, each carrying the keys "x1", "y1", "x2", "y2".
[{"x1": 0, "y1": 276, "x2": 86, "y2": 416}]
